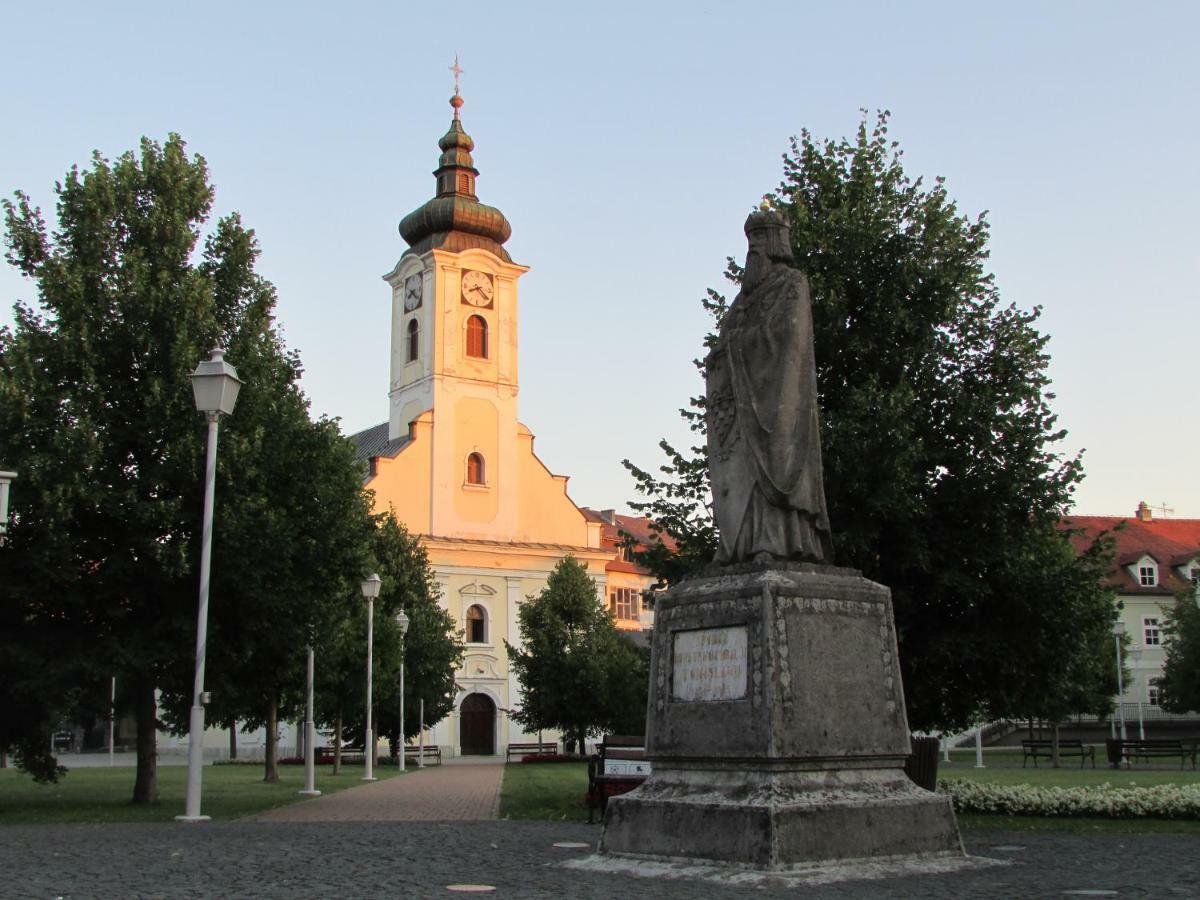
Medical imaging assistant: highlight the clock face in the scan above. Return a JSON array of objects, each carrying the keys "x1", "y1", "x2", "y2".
[
  {"x1": 404, "y1": 273, "x2": 422, "y2": 311},
  {"x1": 461, "y1": 270, "x2": 494, "y2": 307}
]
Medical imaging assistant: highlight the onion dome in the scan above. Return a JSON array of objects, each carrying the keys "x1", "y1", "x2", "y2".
[{"x1": 398, "y1": 94, "x2": 512, "y2": 261}]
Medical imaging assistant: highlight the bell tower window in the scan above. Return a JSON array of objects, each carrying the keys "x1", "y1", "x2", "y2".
[
  {"x1": 466, "y1": 452, "x2": 486, "y2": 486},
  {"x1": 406, "y1": 319, "x2": 419, "y2": 363},
  {"x1": 466, "y1": 315, "x2": 488, "y2": 359}
]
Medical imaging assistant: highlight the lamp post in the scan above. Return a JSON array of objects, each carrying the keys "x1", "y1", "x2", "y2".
[
  {"x1": 0, "y1": 469, "x2": 16, "y2": 546},
  {"x1": 361, "y1": 574, "x2": 382, "y2": 782},
  {"x1": 1129, "y1": 647, "x2": 1146, "y2": 740},
  {"x1": 178, "y1": 349, "x2": 242, "y2": 824},
  {"x1": 396, "y1": 610, "x2": 410, "y2": 772},
  {"x1": 1113, "y1": 623, "x2": 1127, "y2": 741},
  {"x1": 298, "y1": 645, "x2": 321, "y2": 797}
]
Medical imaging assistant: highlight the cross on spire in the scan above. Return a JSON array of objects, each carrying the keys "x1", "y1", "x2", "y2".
[{"x1": 450, "y1": 55, "x2": 463, "y2": 97}]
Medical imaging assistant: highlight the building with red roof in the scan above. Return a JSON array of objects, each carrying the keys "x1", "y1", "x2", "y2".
[{"x1": 1061, "y1": 501, "x2": 1200, "y2": 723}]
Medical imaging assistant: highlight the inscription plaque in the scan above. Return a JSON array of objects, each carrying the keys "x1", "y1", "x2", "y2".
[{"x1": 671, "y1": 625, "x2": 748, "y2": 702}]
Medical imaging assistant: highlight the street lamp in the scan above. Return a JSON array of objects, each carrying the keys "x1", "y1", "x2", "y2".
[
  {"x1": 1113, "y1": 622, "x2": 1128, "y2": 741},
  {"x1": 1129, "y1": 647, "x2": 1146, "y2": 740},
  {"x1": 178, "y1": 349, "x2": 242, "y2": 824},
  {"x1": 0, "y1": 469, "x2": 16, "y2": 546},
  {"x1": 396, "y1": 609, "x2": 410, "y2": 772},
  {"x1": 361, "y1": 573, "x2": 382, "y2": 782}
]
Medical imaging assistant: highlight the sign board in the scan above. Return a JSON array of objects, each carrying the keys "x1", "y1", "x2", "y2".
[
  {"x1": 671, "y1": 625, "x2": 749, "y2": 702},
  {"x1": 603, "y1": 758, "x2": 652, "y2": 776}
]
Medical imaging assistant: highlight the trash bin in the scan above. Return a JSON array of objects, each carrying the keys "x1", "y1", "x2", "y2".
[{"x1": 904, "y1": 735, "x2": 941, "y2": 791}]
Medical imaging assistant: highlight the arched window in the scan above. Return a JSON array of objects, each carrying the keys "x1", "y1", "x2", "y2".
[
  {"x1": 466, "y1": 604, "x2": 487, "y2": 643},
  {"x1": 466, "y1": 315, "x2": 488, "y2": 359},
  {"x1": 466, "y1": 452, "x2": 485, "y2": 485},
  {"x1": 406, "y1": 318, "x2": 419, "y2": 363}
]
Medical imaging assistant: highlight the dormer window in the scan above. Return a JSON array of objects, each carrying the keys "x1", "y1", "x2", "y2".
[{"x1": 1138, "y1": 564, "x2": 1157, "y2": 587}]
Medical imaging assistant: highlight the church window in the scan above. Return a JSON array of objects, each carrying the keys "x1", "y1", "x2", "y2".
[
  {"x1": 609, "y1": 588, "x2": 640, "y2": 621},
  {"x1": 407, "y1": 318, "x2": 419, "y2": 363},
  {"x1": 466, "y1": 604, "x2": 487, "y2": 643},
  {"x1": 466, "y1": 315, "x2": 488, "y2": 358},
  {"x1": 466, "y1": 452, "x2": 486, "y2": 485}
]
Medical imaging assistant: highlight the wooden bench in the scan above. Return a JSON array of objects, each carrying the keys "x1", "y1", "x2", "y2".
[
  {"x1": 404, "y1": 745, "x2": 442, "y2": 766},
  {"x1": 505, "y1": 741, "x2": 558, "y2": 762},
  {"x1": 1021, "y1": 739, "x2": 1096, "y2": 768},
  {"x1": 586, "y1": 734, "x2": 651, "y2": 823},
  {"x1": 1113, "y1": 739, "x2": 1198, "y2": 769},
  {"x1": 316, "y1": 747, "x2": 365, "y2": 765}
]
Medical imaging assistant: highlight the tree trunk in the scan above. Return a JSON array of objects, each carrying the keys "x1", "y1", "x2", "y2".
[
  {"x1": 263, "y1": 695, "x2": 280, "y2": 783},
  {"x1": 229, "y1": 722, "x2": 237, "y2": 760},
  {"x1": 1027, "y1": 718, "x2": 1034, "y2": 740},
  {"x1": 132, "y1": 677, "x2": 158, "y2": 805},
  {"x1": 1051, "y1": 721, "x2": 1061, "y2": 769},
  {"x1": 333, "y1": 707, "x2": 343, "y2": 775}
]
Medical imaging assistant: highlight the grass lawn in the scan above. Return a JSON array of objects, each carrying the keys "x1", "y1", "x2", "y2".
[
  {"x1": 499, "y1": 761, "x2": 590, "y2": 822},
  {"x1": 941, "y1": 751, "x2": 1200, "y2": 789},
  {"x1": 0, "y1": 763, "x2": 401, "y2": 826}
]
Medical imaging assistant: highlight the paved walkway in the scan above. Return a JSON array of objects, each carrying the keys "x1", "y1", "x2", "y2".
[
  {"x1": 257, "y1": 761, "x2": 504, "y2": 822},
  {"x1": 5, "y1": 822, "x2": 1199, "y2": 898}
]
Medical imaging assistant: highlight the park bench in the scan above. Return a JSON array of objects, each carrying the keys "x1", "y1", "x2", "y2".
[
  {"x1": 1112, "y1": 739, "x2": 1198, "y2": 770},
  {"x1": 404, "y1": 744, "x2": 442, "y2": 766},
  {"x1": 505, "y1": 741, "x2": 558, "y2": 762},
  {"x1": 586, "y1": 734, "x2": 651, "y2": 823},
  {"x1": 1021, "y1": 739, "x2": 1096, "y2": 768},
  {"x1": 316, "y1": 747, "x2": 365, "y2": 765}
]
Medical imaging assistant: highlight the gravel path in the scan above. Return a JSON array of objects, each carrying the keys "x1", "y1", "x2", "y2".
[{"x1": 3, "y1": 821, "x2": 1198, "y2": 898}]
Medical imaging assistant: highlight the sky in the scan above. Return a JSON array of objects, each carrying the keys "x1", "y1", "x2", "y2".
[{"x1": 2, "y1": 1, "x2": 1197, "y2": 518}]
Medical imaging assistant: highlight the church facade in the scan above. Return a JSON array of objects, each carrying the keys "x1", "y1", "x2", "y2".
[{"x1": 350, "y1": 90, "x2": 656, "y2": 757}]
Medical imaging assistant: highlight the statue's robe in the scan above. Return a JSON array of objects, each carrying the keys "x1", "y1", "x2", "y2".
[{"x1": 706, "y1": 263, "x2": 833, "y2": 564}]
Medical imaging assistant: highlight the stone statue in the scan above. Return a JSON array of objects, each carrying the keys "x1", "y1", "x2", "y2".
[{"x1": 706, "y1": 207, "x2": 833, "y2": 564}]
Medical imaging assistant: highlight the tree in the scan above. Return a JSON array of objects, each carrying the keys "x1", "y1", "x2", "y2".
[
  {"x1": 1007, "y1": 530, "x2": 1119, "y2": 765},
  {"x1": 624, "y1": 112, "x2": 1108, "y2": 732},
  {"x1": 0, "y1": 135, "x2": 368, "y2": 798},
  {"x1": 507, "y1": 557, "x2": 647, "y2": 752},
  {"x1": 315, "y1": 513, "x2": 463, "y2": 767},
  {"x1": 1159, "y1": 591, "x2": 1200, "y2": 714}
]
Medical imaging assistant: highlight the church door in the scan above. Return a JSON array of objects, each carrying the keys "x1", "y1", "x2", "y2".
[{"x1": 460, "y1": 693, "x2": 496, "y2": 756}]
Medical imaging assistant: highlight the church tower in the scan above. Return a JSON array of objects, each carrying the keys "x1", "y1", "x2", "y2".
[
  {"x1": 352, "y1": 70, "x2": 655, "y2": 759},
  {"x1": 380, "y1": 86, "x2": 531, "y2": 542}
]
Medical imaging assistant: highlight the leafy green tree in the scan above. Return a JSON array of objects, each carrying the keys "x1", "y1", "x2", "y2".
[
  {"x1": 507, "y1": 557, "x2": 647, "y2": 752},
  {"x1": 0, "y1": 134, "x2": 368, "y2": 798},
  {"x1": 1160, "y1": 591, "x2": 1200, "y2": 714},
  {"x1": 1007, "y1": 530, "x2": 1119, "y2": 764},
  {"x1": 624, "y1": 112, "x2": 1105, "y2": 732},
  {"x1": 315, "y1": 513, "x2": 463, "y2": 767}
]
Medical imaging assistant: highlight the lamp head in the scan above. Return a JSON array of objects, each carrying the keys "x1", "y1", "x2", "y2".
[
  {"x1": 396, "y1": 609, "x2": 410, "y2": 635},
  {"x1": 361, "y1": 573, "x2": 382, "y2": 600},
  {"x1": 191, "y1": 348, "x2": 242, "y2": 416}
]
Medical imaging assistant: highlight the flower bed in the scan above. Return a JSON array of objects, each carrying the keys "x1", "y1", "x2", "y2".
[
  {"x1": 521, "y1": 753, "x2": 583, "y2": 763},
  {"x1": 939, "y1": 778, "x2": 1200, "y2": 819}
]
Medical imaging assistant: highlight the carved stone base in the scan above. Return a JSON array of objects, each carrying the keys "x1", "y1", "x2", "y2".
[{"x1": 599, "y1": 564, "x2": 964, "y2": 869}]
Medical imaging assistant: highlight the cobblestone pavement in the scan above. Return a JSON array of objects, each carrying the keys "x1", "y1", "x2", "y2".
[
  {"x1": 257, "y1": 762, "x2": 503, "y2": 822},
  {"x1": 3, "y1": 821, "x2": 1198, "y2": 898}
]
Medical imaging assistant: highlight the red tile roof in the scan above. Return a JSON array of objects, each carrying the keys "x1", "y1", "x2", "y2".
[
  {"x1": 580, "y1": 508, "x2": 678, "y2": 576},
  {"x1": 1060, "y1": 513, "x2": 1200, "y2": 596}
]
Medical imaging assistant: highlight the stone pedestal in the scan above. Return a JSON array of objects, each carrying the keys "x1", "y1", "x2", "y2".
[{"x1": 600, "y1": 563, "x2": 963, "y2": 869}]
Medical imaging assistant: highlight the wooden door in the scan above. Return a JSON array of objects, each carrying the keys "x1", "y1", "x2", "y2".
[{"x1": 460, "y1": 693, "x2": 495, "y2": 755}]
